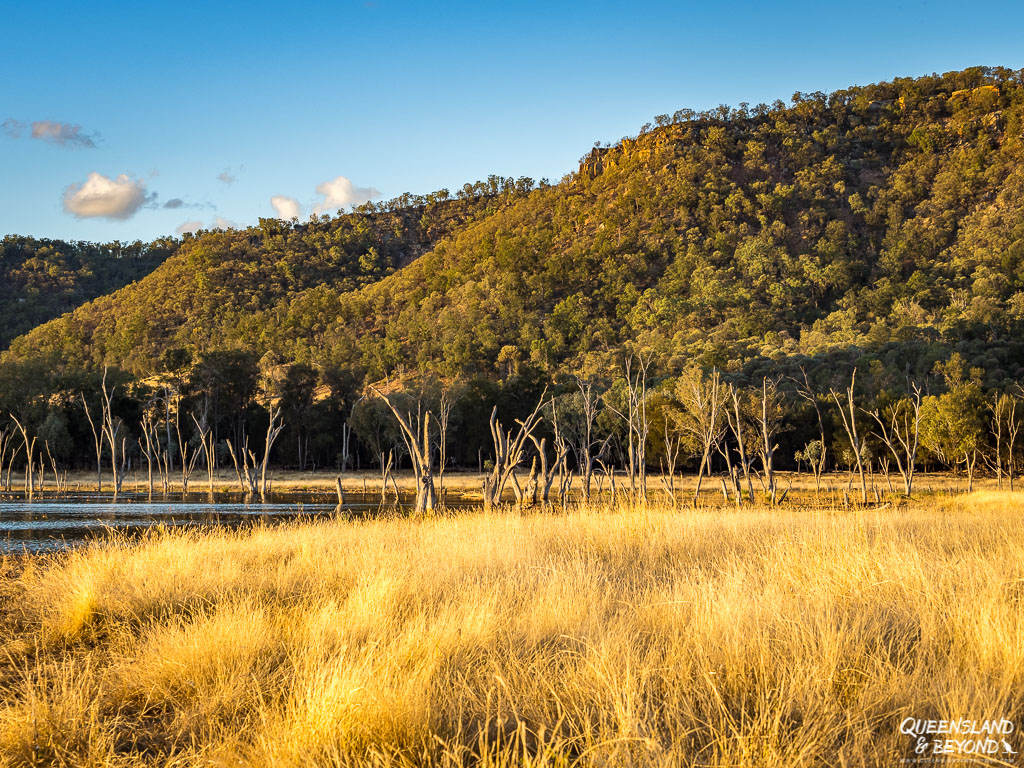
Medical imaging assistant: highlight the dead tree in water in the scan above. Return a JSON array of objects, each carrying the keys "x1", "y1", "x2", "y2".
[
  {"x1": 483, "y1": 390, "x2": 546, "y2": 511},
  {"x1": 0, "y1": 428, "x2": 13, "y2": 492},
  {"x1": 659, "y1": 411, "x2": 682, "y2": 506},
  {"x1": 370, "y1": 388, "x2": 436, "y2": 514},
  {"x1": 260, "y1": 403, "x2": 285, "y2": 500},
  {"x1": 10, "y1": 416, "x2": 36, "y2": 500},
  {"x1": 753, "y1": 377, "x2": 786, "y2": 505},
  {"x1": 99, "y1": 368, "x2": 127, "y2": 499},
  {"x1": 568, "y1": 378, "x2": 603, "y2": 502},
  {"x1": 831, "y1": 369, "x2": 868, "y2": 504},
  {"x1": 138, "y1": 399, "x2": 163, "y2": 496},
  {"x1": 795, "y1": 368, "x2": 828, "y2": 493},
  {"x1": 867, "y1": 383, "x2": 922, "y2": 497},
  {"x1": 676, "y1": 366, "x2": 726, "y2": 505},
  {"x1": 437, "y1": 389, "x2": 455, "y2": 500},
  {"x1": 173, "y1": 397, "x2": 201, "y2": 494},
  {"x1": 528, "y1": 400, "x2": 569, "y2": 507},
  {"x1": 81, "y1": 394, "x2": 104, "y2": 493},
  {"x1": 613, "y1": 355, "x2": 651, "y2": 502},
  {"x1": 192, "y1": 413, "x2": 217, "y2": 496},
  {"x1": 724, "y1": 384, "x2": 755, "y2": 505}
]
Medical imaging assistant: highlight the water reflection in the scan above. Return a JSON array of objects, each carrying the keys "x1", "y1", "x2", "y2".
[{"x1": 0, "y1": 492, "x2": 468, "y2": 554}]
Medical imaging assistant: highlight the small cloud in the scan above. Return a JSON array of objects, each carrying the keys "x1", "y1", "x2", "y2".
[
  {"x1": 176, "y1": 220, "x2": 204, "y2": 235},
  {"x1": 63, "y1": 172, "x2": 152, "y2": 220},
  {"x1": 4, "y1": 118, "x2": 99, "y2": 148},
  {"x1": 214, "y1": 217, "x2": 237, "y2": 230},
  {"x1": 313, "y1": 175, "x2": 380, "y2": 214},
  {"x1": 271, "y1": 195, "x2": 301, "y2": 220},
  {"x1": 217, "y1": 169, "x2": 237, "y2": 184},
  {"x1": 2, "y1": 119, "x2": 24, "y2": 138},
  {"x1": 163, "y1": 198, "x2": 185, "y2": 209}
]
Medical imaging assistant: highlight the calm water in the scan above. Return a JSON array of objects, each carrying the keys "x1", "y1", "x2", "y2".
[{"x1": 0, "y1": 493, "x2": 432, "y2": 554}]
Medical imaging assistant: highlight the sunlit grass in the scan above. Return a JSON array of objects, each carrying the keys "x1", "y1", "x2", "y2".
[{"x1": 1, "y1": 494, "x2": 1022, "y2": 766}]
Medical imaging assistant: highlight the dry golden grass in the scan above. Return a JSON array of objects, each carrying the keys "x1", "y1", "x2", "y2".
[{"x1": 1, "y1": 493, "x2": 1022, "y2": 766}]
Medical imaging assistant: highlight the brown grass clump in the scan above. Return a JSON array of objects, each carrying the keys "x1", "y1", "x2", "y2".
[{"x1": 1, "y1": 494, "x2": 1022, "y2": 766}]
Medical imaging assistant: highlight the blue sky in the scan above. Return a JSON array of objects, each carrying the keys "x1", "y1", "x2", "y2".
[{"x1": 2, "y1": 0, "x2": 1023, "y2": 243}]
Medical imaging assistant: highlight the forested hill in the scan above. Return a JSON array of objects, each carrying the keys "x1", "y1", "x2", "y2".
[
  {"x1": 7, "y1": 65, "x2": 1024, "y2": 387},
  {"x1": 2, "y1": 181, "x2": 535, "y2": 371},
  {"x1": 0, "y1": 235, "x2": 175, "y2": 348}
]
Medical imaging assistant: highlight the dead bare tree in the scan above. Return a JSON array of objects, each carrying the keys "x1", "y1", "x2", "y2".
[
  {"x1": 81, "y1": 393, "x2": 104, "y2": 493},
  {"x1": 99, "y1": 368, "x2": 127, "y2": 499},
  {"x1": 675, "y1": 365, "x2": 727, "y2": 504},
  {"x1": 437, "y1": 388, "x2": 455, "y2": 498},
  {"x1": 0, "y1": 427, "x2": 13, "y2": 492},
  {"x1": 831, "y1": 369, "x2": 868, "y2": 504},
  {"x1": 658, "y1": 410, "x2": 682, "y2": 506},
  {"x1": 724, "y1": 384, "x2": 756, "y2": 504},
  {"x1": 548, "y1": 398, "x2": 574, "y2": 503},
  {"x1": 44, "y1": 442, "x2": 68, "y2": 494},
  {"x1": 753, "y1": 377, "x2": 787, "y2": 504},
  {"x1": 986, "y1": 391, "x2": 1022, "y2": 490},
  {"x1": 1008, "y1": 388, "x2": 1023, "y2": 490},
  {"x1": 172, "y1": 395, "x2": 201, "y2": 494},
  {"x1": 370, "y1": 388, "x2": 436, "y2": 514},
  {"x1": 613, "y1": 355, "x2": 651, "y2": 502},
  {"x1": 568, "y1": 377, "x2": 604, "y2": 502},
  {"x1": 529, "y1": 400, "x2": 569, "y2": 507},
  {"x1": 795, "y1": 367, "x2": 828, "y2": 493},
  {"x1": 10, "y1": 415, "x2": 36, "y2": 500},
  {"x1": 259, "y1": 403, "x2": 285, "y2": 500},
  {"x1": 482, "y1": 390, "x2": 547, "y2": 511},
  {"x1": 138, "y1": 399, "x2": 163, "y2": 496},
  {"x1": 867, "y1": 383, "x2": 922, "y2": 496},
  {"x1": 226, "y1": 435, "x2": 259, "y2": 496},
  {"x1": 192, "y1": 413, "x2": 216, "y2": 496}
]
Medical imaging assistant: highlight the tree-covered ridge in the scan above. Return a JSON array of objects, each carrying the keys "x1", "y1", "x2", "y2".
[
  {"x1": 6, "y1": 178, "x2": 538, "y2": 372},
  {"x1": 0, "y1": 235, "x2": 175, "y2": 349},
  {"x1": 7, "y1": 66, "x2": 1024, "y2": 387},
  {"x1": 250, "y1": 66, "x2": 1023, "y2": 383}
]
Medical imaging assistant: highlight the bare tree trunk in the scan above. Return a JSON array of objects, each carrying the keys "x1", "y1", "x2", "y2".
[
  {"x1": 81, "y1": 394, "x2": 104, "y2": 493},
  {"x1": 10, "y1": 416, "x2": 36, "y2": 500},
  {"x1": 483, "y1": 391, "x2": 547, "y2": 510},
  {"x1": 831, "y1": 370, "x2": 867, "y2": 504},
  {"x1": 259, "y1": 403, "x2": 285, "y2": 501},
  {"x1": 370, "y1": 389, "x2": 436, "y2": 514}
]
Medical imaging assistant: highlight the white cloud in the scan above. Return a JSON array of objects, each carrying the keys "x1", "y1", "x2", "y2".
[
  {"x1": 313, "y1": 175, "x2": 380, "y2": 214},
  {"x1": 176, "y1": 220, "x2": 204, "y2": 235},
  {"x1": 62, "y1": 172, "x2": 150, "y2": 219},
  {"x1": 214, "y1": 217, "x2": 237, "y2": 230},
  {"x1": 217, "y1": 169, "x2": 237, "y2": 184},
  {"x1": 271, "y1": 195, "x2": 301, "y2": 220}
]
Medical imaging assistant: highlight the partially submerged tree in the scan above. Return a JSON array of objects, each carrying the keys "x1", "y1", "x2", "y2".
[
  {"x1": 753, "y1": 376, "x2": 787, "y2": 504},
  {"x1": 370, "y1": 387, "x2": 437, "y2": 514},
  {"x1": 830, "y1": 370, "x2": 867, "y2": 504},
  {"x1": 867, "y1": 384, "x2": 923, "y2": 496},
  {"x1": 675, "y1": 365, "x2": 726, "y2": 504},
  {"x1": 483, "y1": 390, "x2": 546, "y2": 511},
  {"x1": 795, "y1": 367, "x2": 828, "y2": 492}
]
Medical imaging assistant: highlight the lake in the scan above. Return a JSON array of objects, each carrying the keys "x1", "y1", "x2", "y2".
[{"x1": 0, "y1": 493, "x2": 432, "y2": 554}]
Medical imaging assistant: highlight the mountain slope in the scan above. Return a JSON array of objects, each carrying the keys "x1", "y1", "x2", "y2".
[
  {"x1": 0, "y1": 235, "x2": 174, "y2": 349},
  {"x1": 7, "y1": 66, "x2": 1024, "y2": 385}
]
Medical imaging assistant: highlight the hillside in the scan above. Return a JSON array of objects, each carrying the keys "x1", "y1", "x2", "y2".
[
  {"x1": 7, "y1": 66, "x2": 1024, "y2": 386},
  {"x1": 0, "y1": 235, "x2": 174, "y2": 348},
  {"x1": 4, "y1": 180, "x2": 534, "y2": 372}
]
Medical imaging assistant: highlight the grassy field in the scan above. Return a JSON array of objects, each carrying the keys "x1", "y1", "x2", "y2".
[{"x1": 1, "y1": 494, "x2": 1022, "y2": 766}]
